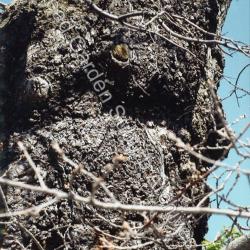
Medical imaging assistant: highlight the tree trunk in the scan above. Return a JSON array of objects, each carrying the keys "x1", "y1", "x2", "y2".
[
  {"x1": 0, "y1": 0, "x2": 231, "y2": 249},
  {"x1": 223, "y1": 235, "x2": 250, "y2": 250}
]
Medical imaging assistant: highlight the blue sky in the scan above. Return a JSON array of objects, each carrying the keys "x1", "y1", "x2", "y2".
[
  {"x1": 2, "y1": 0, "x2": 250, "y2": 242},
  {"x1": 206, "y1": 0, "x2": 250, "y2": 241}
]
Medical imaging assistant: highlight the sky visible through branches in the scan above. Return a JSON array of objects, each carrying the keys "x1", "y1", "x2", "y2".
[
  {"x1": 1, "y1": 0, "x2": 250, "y2": 243},
  {"x1": 207, "y1": 0, "x2": 250, "y2": 241}
]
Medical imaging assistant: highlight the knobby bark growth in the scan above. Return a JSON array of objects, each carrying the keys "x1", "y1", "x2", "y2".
[{"x1": 0, "y1": 0, "x2": 233, "y2": 249}]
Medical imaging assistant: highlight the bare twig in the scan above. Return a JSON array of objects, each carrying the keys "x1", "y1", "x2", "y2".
[
  {"x1": 17, "y1": 141, "x2": 46, "y2": 189},
  {"x1": 0, "y1": 2, "x2": 6, "y2": 10},
  {"x1": 1, "y1": 177, "x2": 250, "y2": 219}
]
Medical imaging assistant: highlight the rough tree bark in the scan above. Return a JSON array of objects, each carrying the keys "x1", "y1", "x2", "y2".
[
  {"x1": 223, "y1": 235, "x2": 250, "y2": 250},
  {"x1": 0, "y1": 0, "x2": 231, "y2": 249}
]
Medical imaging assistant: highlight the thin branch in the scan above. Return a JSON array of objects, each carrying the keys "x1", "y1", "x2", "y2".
[
  {"x1": 17, "y1": 222, "x2": 45, "y2": 250},
  {"x1": 51, "y1": 142, "x2": 118, "y2": 203},
  {"x1": 0, "y1": 197, "x2": 59, "y2": 218},
  {"x1": 172, "y1": 14, "x2": 250, "y2": 56},
  {"x1": 17, "y1": 141, "x2": 46, "y2": 189},
  {"x1": 101, "y1": 240, "x2": 155, "y2": 250},
  {"x1": 81, "y1": 0, "x2": 200, "y2": 60},
  {"x1": 0, "y1": 2, "x2": 6, "y2": 10},
  {"x1": 83, "y1": 0, "x2": 144, "y2": 22},
  {"x1": 1, "y1": 177, "x2": 250, "y2": 219},
  {"x1": 235, "y1": 64, "x2": 250, "y2": 94},
  {"x1": 91, "y1": 199, "x2": 250, "y2": 219}
]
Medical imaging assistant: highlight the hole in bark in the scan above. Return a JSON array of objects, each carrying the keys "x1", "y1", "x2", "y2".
[{"x1": 45, "y1": 231, "x2": 64, "y2": 250}]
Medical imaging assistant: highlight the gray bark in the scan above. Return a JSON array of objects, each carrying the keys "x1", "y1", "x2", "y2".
[
  {"x1": 223, "y1": 235, "x2": 250, "y2": 250},
  {"x1": 0, "y1": 0, "x2": 231, "y2": 249}
]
